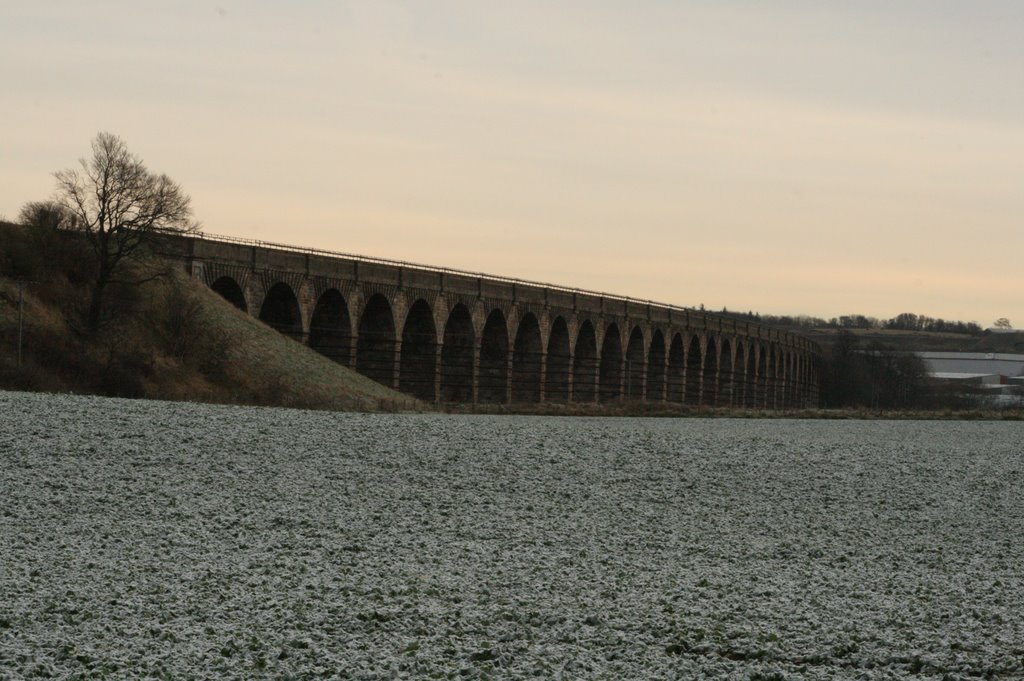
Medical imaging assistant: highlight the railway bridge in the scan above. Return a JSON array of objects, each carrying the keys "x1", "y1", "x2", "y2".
[{"x1": 159, "y1": 233, "x2": 820, "y2": 408}]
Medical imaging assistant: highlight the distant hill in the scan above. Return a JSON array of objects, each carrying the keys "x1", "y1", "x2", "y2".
[{"x1": 788, "y1": 326, "x2": 1024, "y2": 354}]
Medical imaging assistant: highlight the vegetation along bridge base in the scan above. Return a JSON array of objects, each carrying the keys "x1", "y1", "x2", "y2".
[{"x1": 159, "y1": 233, "x2": 821, "y2": 408}]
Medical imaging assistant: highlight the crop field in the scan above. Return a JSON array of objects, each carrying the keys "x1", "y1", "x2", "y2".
[{"x1": 1, "y1": 391, "x2": 1022, "y2": 679}]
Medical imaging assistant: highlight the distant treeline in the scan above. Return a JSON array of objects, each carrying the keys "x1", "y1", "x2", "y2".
[
  {"x1": 816, "y1": 330, "x2": 1021, "y2": 410},
  {"x1": 720, "y1": 309, "x2": 983, "y2": 335},
  {"x1": 819, "y1": 331, "x2": 930, "y2": 409}
]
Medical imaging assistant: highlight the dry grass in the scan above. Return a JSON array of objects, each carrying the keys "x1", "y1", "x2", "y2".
[
  {"x1": 3, "y1": 233, "x2": 1016, "y2": 420},
  {"x1": 190, "y1": 273, "x2": 420, "y2": 411},
  {"x1": 5, "y1": 272, "x2": 1017, "y2": 420},
  {"x1": 0, "y1": 268, "x2": 421, "y2": 412}
]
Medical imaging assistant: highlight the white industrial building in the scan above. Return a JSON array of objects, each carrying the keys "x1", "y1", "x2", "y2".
[
  {"x1": 917, "y1": 352, "x2": 1024, "y2": 385},
  {"x1": 918, "y1": 353, "x2": 1024, "y2": 406}
]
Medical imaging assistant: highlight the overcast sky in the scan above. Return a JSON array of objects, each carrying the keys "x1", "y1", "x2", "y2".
[{"x1": 3, "y1": 1, "x2": 1022, "y2": 326}]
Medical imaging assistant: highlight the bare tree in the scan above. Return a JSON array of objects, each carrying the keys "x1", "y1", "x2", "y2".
[
  {"x1": 18, "y1": 200, "x2": 77, "y2": 230},
  {"x1": 10, "y1": 200, "x2": 83, "y2": 280},
  {"x1": 53, "y1": 132, "x2": 197, "y2": 332},
  {"x1": 994, "y1": 318, "x2": 1012, "y2": 330}
]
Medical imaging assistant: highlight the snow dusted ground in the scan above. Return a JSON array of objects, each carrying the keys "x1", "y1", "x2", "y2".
[{"x1": 1, "y1": 391, "x2": 1022, "y2": 680}]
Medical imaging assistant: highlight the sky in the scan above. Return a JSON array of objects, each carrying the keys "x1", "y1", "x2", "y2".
[{"x1": 3, "y1": 1, "x2": 1022, "y2": 326}]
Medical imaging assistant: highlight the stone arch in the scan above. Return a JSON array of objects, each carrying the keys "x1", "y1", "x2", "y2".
[
  {"x1": 259, "y1": 282, "x2": 303, "y2": 342},
  {"x1": 356, "y1": 293, "x2": 396, "y2": 386},
  {"x1": 702, "y1": 336, "x2": 719, "y2": 406},
  {"x1": 811, "y1": 355, "x2": 821, "y2": 406},
  {"x1": 545, "y1": 316, "x2": 571, "y2": 402},
  {"x1": 399, "y1": 299, "x2": 437, "y2": 401},
  {"x1": 799, "y1": 354, "x2": 810, "y2": 407},
  {"x1": 798, "y1": 352, "x2": 806, "y2": 406},
  {"x1": 782, "y1": 350, "x2": 793, "y2": 409},
  {"x1": 646, "y1": 329, "x2": 666, "y2": 401},
  {"x1": 759, "y1": 344, "x2": 772, "y2": 408},
  {"x1": 512, "y1": 312, "x2": 543, "y2": 403},
  {"x1": 599, "y1": 323, "x2": 623, "y2": 402},
  {"x1": 573, "y1": 320, "x2": 598, "y2": 403},
  {"x1": 790, "y1": 353, "x2": 800, "y2": 407},
  {"x1": 667, "y1": 333, "x2": 685, "y2": 402},
  {"x1": 211, "y1": 276, "x2": 247, "y2": 312},
  {"x1": 790, "y1": 351, "x2": 801, "y2": 408},
  {"x1": 733, "y1": 340, "x2": 745, "y2": 406},
  {"x1": 744, "y1": 343, "x2": 757, "y2": 407},
  {"x1": 625, "y1": 325, "x2": 645, "y2": 400},
  {"x1": 719, "y1": 338, "x2": 734, "y2": 406},
  {"x1": 684, "y1": 335, "x2": 702, "y2": 404},
  {"x1": 778, "y1": 348, "x2": 786, "y2": 405},
  {"x1": 441, "y1": 304, "x2": 474, "y2": 403},
  {"x1": 771, "y1": 346, "x2": 783, "y2": 409},
  {"x1": 309, "y1": 288, "x2": 352, "y2": 365},
  {"x1": 479, "y1": 309, "x2": 510, "y2": 403}
]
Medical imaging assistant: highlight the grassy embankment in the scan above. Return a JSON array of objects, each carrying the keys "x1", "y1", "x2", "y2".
[
  {"x1": 0, "y1": 223, "x2": 418, "y2": 411},
  {"x1": 3, "y1": 221, "x2": 1020, "y2": 419}
]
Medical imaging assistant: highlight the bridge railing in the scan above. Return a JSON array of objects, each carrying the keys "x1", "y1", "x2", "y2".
[
  {"x1": 177, "y1": 229, "x2": 815, "y2": 351},
  {"x1": 191, "y1": 230, "x2": 700, "y2": 312}
]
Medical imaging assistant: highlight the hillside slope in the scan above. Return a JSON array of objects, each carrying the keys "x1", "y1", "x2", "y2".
[
  {"x1": 0, "y1": 267, "x2": 419, "y2": 412},
  {"x1": 192, "y1": 274, "x2": 419, "y2": 410}
]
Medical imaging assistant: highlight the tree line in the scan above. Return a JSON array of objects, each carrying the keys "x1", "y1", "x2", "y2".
[
  {"x1": 722, "y1": 310, "x2": 984, "y2": 335},
  {"x1": 5, "y1": 132, "x2": 196, "y2": 334},
  {"x1": 818, "y1": 331, "x2": 932, "y2": 409},
  {"x1": 1, "y1": 132, "x2": 216, "y2": 398}
]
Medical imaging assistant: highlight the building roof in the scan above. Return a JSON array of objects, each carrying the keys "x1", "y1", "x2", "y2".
[
  {"x1": 917, "y1": 352, "x2": 1024, "y2": 361},
  {"x1": 917, "y1": 352, "x2": 1024, "y2": 378}
]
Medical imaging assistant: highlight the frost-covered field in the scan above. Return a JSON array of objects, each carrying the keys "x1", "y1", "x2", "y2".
[{"x1": 1, "y1": 391, "x2": 1022, "y2": 680}]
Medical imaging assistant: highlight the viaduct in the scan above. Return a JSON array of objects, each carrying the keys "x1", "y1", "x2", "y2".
[{"x1": 158, "y1": 232, "x2": 821, "y2": 408}]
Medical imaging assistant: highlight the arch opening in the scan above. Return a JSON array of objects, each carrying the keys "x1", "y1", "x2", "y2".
[
  {"x1": 512, "y1": 313, "x2": 543, "y2": 403},
  {"x1": 684, "y1": 335, "x2": 702, "y2": 404},
  {"x1": 702, "y1": 337, "x2": 719, "y2": 406},
  {"x1": 780, "y1": 352, "x2": 791, "y2": 409},
  {"x1": 744, "y1": 345, "x2": 756, "y2": 407},
  {"x1": 572, "y1": 321, "x2": 598, "y2": 403},
  {"x1": 793, "y1": 353, "x2": 801, "y2": 407},
  {"x1": 795, "y1": 355, "x2": 805, "y2": 407},
  {"x1": 259, "y1": 282, "x2": 303, "y2": 342},
  {"x1": 667, "y1": 333, "x2": 685, "y2": 402},
  {"x1": 309, "y1": 289, "x2": 351, "y2": 365},
  {"x1": 625, "y1": 326, "x2": 645, "y2": 400},
  {"x1": 212, "y1": 276, "x2": 246, "y2": 312},
  {"x1": 479, "y1": 309, "x2": 509, "y2": 404},
  {"x1": 732, "y1": 340, "x2": 745, "y2": 406},
  {"x1": 759, "y1": 345, "x2": 772, "y2": 408},
  {"x1": 719, "y1": 339, "x2": 734, "y2": 406},
  {"x1": 599, "y1": 324, "x2": 623, "y2": 402},
  {"x1": 769, "y1": 349, "x2": 780, "y2": 409},
  {"x1": 356, "y1": 294, "x2": 396, "y2": 386},
  {"x1": 399, "y1": 299, "x2": 437, "y2": 401},
  {"x1": 441, "y1": 304, "x2": 474, "y2": 403},
  {"x1": 545, "y1": 317, "x2": 571, "y2": 402},
  {"x1": 646, "y1": 330, "x2": 666, "y2": 401}
]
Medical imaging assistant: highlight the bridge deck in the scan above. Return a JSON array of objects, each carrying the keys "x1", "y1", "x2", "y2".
[{"x1": 156, "y1": 231, "x2": 820, "y2": 407}]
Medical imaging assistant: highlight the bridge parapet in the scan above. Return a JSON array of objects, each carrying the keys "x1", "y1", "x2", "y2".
[{"x1": 158, "y1": 231, "x2": 821, "y2": 408}]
